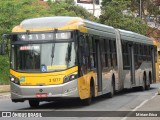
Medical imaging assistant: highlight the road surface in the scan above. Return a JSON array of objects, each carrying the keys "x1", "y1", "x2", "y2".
[{"x1": 0, "y1": 83, "x2": 160, "y2": 120}]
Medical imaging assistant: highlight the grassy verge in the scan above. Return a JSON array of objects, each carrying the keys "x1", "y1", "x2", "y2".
[
  {"x1": 0, "y1": 55, "x2": 9, "y2": 85},
  {"x1": 0, "y1": 78, "x2": 9, "y2": 85}
]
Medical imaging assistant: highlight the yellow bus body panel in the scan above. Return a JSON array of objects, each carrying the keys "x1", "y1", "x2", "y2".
[
  {"x1": 78, "y1": 71, "x2": 98, "y2": 99},
  {"x1": 10, "y1": 66, "x2": 78, "y2": 86},
  {"x1": 153, "y1": 40, "x2": 159, "y2": 82}
]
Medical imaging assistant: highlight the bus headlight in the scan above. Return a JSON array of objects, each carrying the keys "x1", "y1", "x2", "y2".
[
  {"x1": 64, "y1": 72, "x2": 78, "y2": 83},
  {"x1": 10, "y1": 75, "x2": 20, "y2": 85}
]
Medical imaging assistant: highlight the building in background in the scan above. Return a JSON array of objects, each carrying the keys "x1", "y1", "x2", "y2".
[
  {"x1": 43, "y1": 0, "x2": 102, "y2": 17},
  {"x1": 76, "y1": 0, "x2": 102, "y2": 17}
]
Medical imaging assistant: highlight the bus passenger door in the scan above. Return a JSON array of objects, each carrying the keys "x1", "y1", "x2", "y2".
[
  {"x1": 151, "y1": 47, "x2": 156, "y2": 83},
  {"x1": 95, "y1": 40, "x2": 102, "y2": 93},
  {"x1": 128, "y1": 44, "x2": 135, "y2": 85}
]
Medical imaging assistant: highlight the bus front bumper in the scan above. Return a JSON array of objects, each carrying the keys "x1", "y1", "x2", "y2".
[{"x1": 10, "y1": 79, "x2": 79, "y2": 102}]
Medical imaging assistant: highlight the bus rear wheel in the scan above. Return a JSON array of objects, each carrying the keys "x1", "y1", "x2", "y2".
[
  {"x1": 108, "y1": 80, "x2": 115, "y2": 98},
  {"x1": 29, "y1": 100, "x2": 39, "y2": 108},
  {"x1": 145, "y1": 81, "x2": 150, "y2": 90},
  {"x1": 146, "y1": 73, "x2": 151, "y2": 90},
  {"x1": 146, "y1": 84, "x2": 150, "y2": 90},
  {"x1": 140, "y1": 75, "x2": 146, "y2": 91}
]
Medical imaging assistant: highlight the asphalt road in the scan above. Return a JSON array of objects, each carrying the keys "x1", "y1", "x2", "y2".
[{"x1": 0, "y1": 83, "x2": 160, "y2": 120}]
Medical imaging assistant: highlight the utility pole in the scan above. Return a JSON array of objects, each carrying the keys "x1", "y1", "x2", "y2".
[
  {"x1": 93, "y1": 0, "x2": 95, "y2": 16},
  {"x1": 140, "y1": 0, "x2": 142, "y2": 19}
]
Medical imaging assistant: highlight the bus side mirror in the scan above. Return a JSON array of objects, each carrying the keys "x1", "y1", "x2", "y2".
[{"x1": 0, "y1": 43, "x2": 5, "y2": 55}]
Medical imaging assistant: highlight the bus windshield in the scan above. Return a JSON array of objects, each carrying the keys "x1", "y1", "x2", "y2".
[{"x1": 11, "y1": 42, "x2": 76, "y2": 72}]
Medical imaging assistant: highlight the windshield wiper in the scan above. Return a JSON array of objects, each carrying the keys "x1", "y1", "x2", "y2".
[
  {"x1": 51, "y1": 43, "x2": 55, "y2": 65},
  {"x1": 66, "y1": 43, "x2": 72, "y2": 62}
]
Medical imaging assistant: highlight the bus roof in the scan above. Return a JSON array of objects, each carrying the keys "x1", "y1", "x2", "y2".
[
  {"x1": 21, "y1": 16, "x2": 81, "y2": 29},
  {"x1": 12, "y1": 16, "x2": 153, "y2": 45},
  {"x1": 12, "y1": 16, "x2": 116, "y2": 40},
  {"x1": 12, "y1": 16, "x2": 85, "y2": 32},
  {"x1": 84, "y1": 19, "x2": 116, "y2": 38},
  {"x1": 118, "y1": 29, "x2": 153, "y2": 45}
]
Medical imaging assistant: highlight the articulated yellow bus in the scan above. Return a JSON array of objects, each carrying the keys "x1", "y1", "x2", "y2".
[{"x1": 0, "y1": 16, "x2": 157, "y2": 107}]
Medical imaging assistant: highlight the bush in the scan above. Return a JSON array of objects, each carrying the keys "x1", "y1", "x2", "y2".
[{"x1": 0, "y1": 55, "x2": 9, "y2": 85}]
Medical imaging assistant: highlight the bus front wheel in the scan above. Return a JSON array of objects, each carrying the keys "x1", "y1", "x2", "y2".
[
  {"x1": 29, "y1": 100, "x2": 39, "y2": 108},
  {"x1": 82, "y1": 85, "x2": 94, "y2": 105}
]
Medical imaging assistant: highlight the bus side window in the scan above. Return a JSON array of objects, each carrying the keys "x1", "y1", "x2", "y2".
[
  {"x1": 142, "y1": 45, "x2": 145, "y2": 61},
  {"x1": 144, "y1": 45, "x2": 147, "y2": 61},
  {"x1": 89, "y1": 36, "x2": 96, "y2": 69},
  {"x1": 138, "y1": 44, "x2": 142, "y2": 62},
  {"x1": 154, "y1": 46, "x2": 157, "y2": 63},
  {"x1": 134, "y1": 43, "x2": 138, "y2": 68},
  {"x1": 100, "y1": 39, "x2": 105, "y2": 69},
  {"x1": 84, "y1": 36, "x2": 89, "y2": 68},
  {"x1": 148, "y1": 46, "x2": 151, "y2": 61},
  {"x1": 112, "y1": 40, "x2": 117, "y2": 67},
  {"x1": 104, "y1": 39, "x2": 109, "y2": 67},
  {"x1": 79, "y1": 34, "x2": 90, "y2": 74},
  {"x1": 122, "y1": 41, "x2": 129, "y2": 68},
  {"x1": 109, "y1": 40, "x2": 113, "y2": 67}
]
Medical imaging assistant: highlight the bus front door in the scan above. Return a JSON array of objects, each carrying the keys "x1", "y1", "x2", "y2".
[
  {"x1": 151, "y1": 47, "x2": 156, "y2": 83},
  {"x1": 95, "y1": 40, "x2": 102, "y2": 93}
]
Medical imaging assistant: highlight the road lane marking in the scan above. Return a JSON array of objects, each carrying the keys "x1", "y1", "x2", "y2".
[
  {"x1": 132, "y1": 99, "x2": 149, "y2": 111},
  {"x1": 121, "y1": 92, "x2": 157, "y2": 120}
]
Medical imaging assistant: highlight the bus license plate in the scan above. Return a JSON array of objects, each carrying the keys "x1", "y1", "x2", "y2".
[{"x1": 36, "y1": 93, "x2": 47, "y2": 98}]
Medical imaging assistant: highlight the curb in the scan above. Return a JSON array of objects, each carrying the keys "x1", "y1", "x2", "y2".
[
  {"x1": 0, "y1": 85, "x2": 10, "y2": 93},
  {"x1": 0, "y1": 92, "x2": 10, "y2": 99}
]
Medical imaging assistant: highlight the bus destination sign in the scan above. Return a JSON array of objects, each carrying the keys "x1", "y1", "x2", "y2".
[
  {"x1": 18, "y1": 33, "x2": 54, "y2": 41},
  {"x1": 18, "y1": 32, "x2": 71, "y2": 41}
]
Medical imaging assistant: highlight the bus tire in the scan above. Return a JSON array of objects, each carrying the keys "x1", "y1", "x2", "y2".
[
  {"x1": 82, "y1": 84, "x2": 94, "y2": 105},
  {"x1": 140, "y1": 75, "x2": 146, "y2": 91},
  {"x1": 145, "y1": 79, "x2": 150, "y2": 90},
  {"x1": 146, "y1": 72, "x2": 151, "y2": 90},
  {"x1": 29, "y1": 100, "x2": 39, "y2": 108},
  {"x1": 108, "y1": 79, "x2": 115, "y2": 98},
  {"x1": 146, "y1": 84, "x2": 150, "y2": 90}
]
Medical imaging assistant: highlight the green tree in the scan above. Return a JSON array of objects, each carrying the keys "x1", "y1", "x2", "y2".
[
  {"x1": 129, "y1": 0, "x2": 160, "y2": 41},
  {"x1": 130, "y1": 0, "x2": 160, "y2": 18},
  {"x1": 0, "y1": 0, "x2": 96, "y2": 85},
  {"x1": 99, "y1": 0, "x2": 148, "y2": 35},
  {"x1": 0, "y1": 0, "x2": 96, "y2": 38}
]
